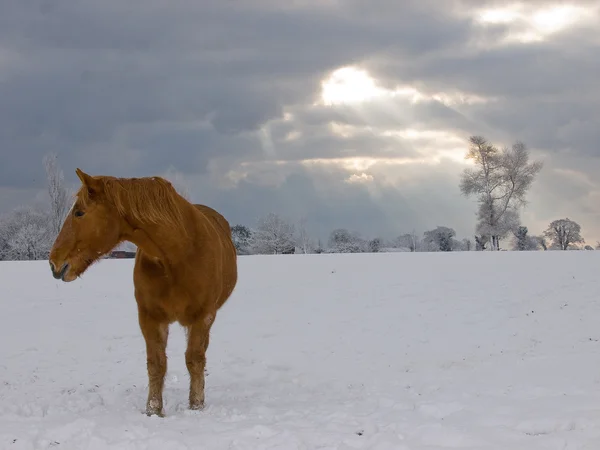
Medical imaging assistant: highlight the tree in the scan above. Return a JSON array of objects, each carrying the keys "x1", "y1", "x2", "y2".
[
  {"x1": 513, "y1": 226, "x2": 539, "y2": 251},
  {"x1": 231, "y1": 224, "x2": 252, "y2": 255},
  {"x1": 475, "y1": 235, "x2": 488, "y2": 251},
  {"x1": 43, "y1": 152, "x2": 70, "y2": 238},
  {"x1": 543, "y1": 218, "x2": 584, "y2": 250},
  {"x1": 314, "y1": 239, "x2": 324, "y2": 254},
  {"x1": 8, "y1": 224, "x2": 51, "y2": 260},
  {"x1": 368, "y1": 237, "x2": 382, "y2": 253},
  {"x1": 327, "y1": 228, "x2": 366, "y2": 253},
  {"x1": 296, "y1": 217, "x2": 315, "y2": 254},
  {"x1": 0, "y1": 206, "x2": 52, "y2": 260},
  {"x1": 462, "y1": 238, "x2": 472, "y2": 251},
  {"x1": 423, "y1": 226, "x2": 456, "y2": 252},
  {"x1": 536, "y1": 235, "x2": 548, "y2": 251},
  {"x1": 459, "y1": 136, "x2": 543, "y2": 251},
  {"x1": 249, "y1": 213, "x2": 296, "y2": 254},
  {"x1": 395, "y1": 231, "x2": 420, "y2": 252}
]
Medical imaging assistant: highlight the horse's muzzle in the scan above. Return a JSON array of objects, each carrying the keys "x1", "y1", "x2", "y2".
[{"x1": 50, "y1": 261, "x2": 69, "y2": 281}]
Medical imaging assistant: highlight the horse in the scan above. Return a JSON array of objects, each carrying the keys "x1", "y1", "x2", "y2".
[{"x1": 49, "y1": 169, "x2": 238, "y2": 417}]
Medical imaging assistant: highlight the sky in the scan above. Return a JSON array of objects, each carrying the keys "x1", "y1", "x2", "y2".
[{"x1": 1, "y1": 0, "x2": 599, "y2": 246}]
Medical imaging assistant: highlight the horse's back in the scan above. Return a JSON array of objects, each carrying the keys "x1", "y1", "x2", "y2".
[{"x1": 193, "y1": 204, "x2": 232, "y2": 237}]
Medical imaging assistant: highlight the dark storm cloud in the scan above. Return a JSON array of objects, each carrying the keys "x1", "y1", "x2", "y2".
[
  {"x1": 0, "y1": 0, "x2": 472, "y2": 185},
  {"x1": 1, "y1": 0, "x2": 599, "y2": 242}
]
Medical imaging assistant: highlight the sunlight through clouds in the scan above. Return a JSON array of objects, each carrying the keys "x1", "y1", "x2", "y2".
[
  {"x1": 251, "y1": 62, "x2": 503, "y2": 199},
  {"x1": 319, "y1": 67, "x2": 386, "y2": 106},
  {"x1": 475, "y1": 3, "x2": 594, "y2": 44}
]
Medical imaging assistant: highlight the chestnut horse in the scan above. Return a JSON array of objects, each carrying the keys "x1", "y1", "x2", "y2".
[{"x1": 49, "y1": 169, "x2": 238, "y2": 417}]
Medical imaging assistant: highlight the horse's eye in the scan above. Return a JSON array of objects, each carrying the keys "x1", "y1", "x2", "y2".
[{"x1": 74, "y1": 210, "x2": 85, "y2": 217}]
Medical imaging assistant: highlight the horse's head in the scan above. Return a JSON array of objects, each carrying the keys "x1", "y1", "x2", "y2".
[{"x1": 49, "y1": 168, "x2": 123, "y2": 282}]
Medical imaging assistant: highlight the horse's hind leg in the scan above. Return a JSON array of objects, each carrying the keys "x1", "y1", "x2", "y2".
[
  {"x1": 138, "y1": 310, "x2": 169, "y2": 416},
  {"x1": 185, "y1": 312, "x2": 214, "y2": 410}
]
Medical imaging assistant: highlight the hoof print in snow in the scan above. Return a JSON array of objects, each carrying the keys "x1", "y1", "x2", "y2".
[{"x1": 355, "y1": 430, "x2": 364, "y2": 436}]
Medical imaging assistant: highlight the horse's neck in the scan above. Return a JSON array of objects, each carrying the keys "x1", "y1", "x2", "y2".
[{"x1": 123, "y1": 212, "x2": 193, "y2": 265}]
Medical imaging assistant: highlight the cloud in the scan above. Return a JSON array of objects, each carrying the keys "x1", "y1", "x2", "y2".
[{"x1": 1, "y1": 0, "x2": 600, "y2": 244}]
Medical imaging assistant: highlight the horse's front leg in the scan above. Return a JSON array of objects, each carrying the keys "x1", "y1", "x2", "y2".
[
  {"x1": 185, "y1": 312, "x2": 214, "y2": 410},
  {"x1": 138, "y1": 310, "x2": 169, "y2": 416}
]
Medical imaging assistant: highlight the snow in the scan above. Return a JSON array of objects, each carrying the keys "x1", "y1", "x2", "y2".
[{"x1": 2, "y1": 251, "x2": 600, "y2": 449}]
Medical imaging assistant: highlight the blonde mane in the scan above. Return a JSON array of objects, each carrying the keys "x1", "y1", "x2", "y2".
[{"x1": 77, "y1": 176, "x2": 188, "y2": 232}]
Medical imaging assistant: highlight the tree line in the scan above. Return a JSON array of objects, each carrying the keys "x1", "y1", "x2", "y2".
[
  {"x1": 230, "y1": 213, "x2": 594, "y2": 255},
  {"x1": 0, "y1": 138, "x2": 597, "y2": 261},
  {"x1": 231, "y1": 134, "x2": 595, "y2": 255}
]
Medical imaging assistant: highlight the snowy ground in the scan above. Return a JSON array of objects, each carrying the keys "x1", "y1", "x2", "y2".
[{"x1": 2, "y1": 251, "x2": 600, "y2": 449}]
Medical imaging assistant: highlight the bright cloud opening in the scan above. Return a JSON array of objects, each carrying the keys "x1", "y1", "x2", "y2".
[
  {"x1": 320, "y1": 66, "x2": 386, "y2": 106},
  {"x1": 478, "y1": 6, "x2": 520, "y2": 24},
  {"x1": 318, "y1": 65, "x2": 495, "y2": 110},
  {"x1": 345, "y1": 173, "x2": 374, "y2": 184},
  {"x1": 532, "y1": 5, "x2": 586, "y2": 33},
  {"x1": 475, "y1": 3, "x2": 592, "y2": 44}
]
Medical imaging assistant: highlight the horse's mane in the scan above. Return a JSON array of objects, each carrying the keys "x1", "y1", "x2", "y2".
[{"x1": 77, "y1": 176, "x2": 187, "y2": 232}]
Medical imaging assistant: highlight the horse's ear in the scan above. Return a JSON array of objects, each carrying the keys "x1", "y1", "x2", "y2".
[{"x1": 75, "y1": 168, "x2": 101, "y2": 194}]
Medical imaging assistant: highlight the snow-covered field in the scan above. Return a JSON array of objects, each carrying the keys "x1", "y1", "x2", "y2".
[{"x1": 2, "y1": 251, "x2": 600, "y2": 449}]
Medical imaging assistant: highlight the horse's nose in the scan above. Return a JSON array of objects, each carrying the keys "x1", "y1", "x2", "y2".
[{"x1": 50, "y1": 260, "x2": 69, "y2": 280}]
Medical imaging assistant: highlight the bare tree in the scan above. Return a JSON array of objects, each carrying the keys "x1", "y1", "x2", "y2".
[
  {"x1": 544, "y1": 218, "x2": 584, "y2": 250},
  {"x1": 296, "y1": 217, "x2": 315, "y2": 254},
  {"x1": 460, "y1": 136, "x2": 543, "y2": 251},
  {"x1": 43, "y1": 152, "x2": 70, "y2": 238}
]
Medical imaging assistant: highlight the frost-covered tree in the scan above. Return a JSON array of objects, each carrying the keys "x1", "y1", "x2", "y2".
[
  {"x1": 460, "y1": 136, "x2": 543, "y2": 251},
  {"x1": 475, "y1": 235, "x2": 488, "y2": 251},
  {"x1": 314, "y1": 239, "x2": 324, "y2": 254},
  {"x1": 544, "y1": 218, "x2": 584, "y2": 250},
  {"x1": 536, "y1": 235, "x2": 548, "y2": 251},
  {"x1": 327, "y1": 228, "x2": 366, "y2": 253},
  {"x1": 249, "y1": 213, "x2": 295, "y2": 254},
  {"x1": 368, "y1": 237, "x2": 382, "y2": 253},
  {"x1": 462, "y1": 238, "x2": 472, "y2": 251},
  {"x1": 395, "y1": 231, "x2": 420, "y2": 252},
  {"x1": 0, "y1": 206, "x2": 52, "y2": 260},
  {"x1": 423, "y1": 226, "x2": 456, "y2": 252},
  {"x1": 43, "y1": 152, "x2": 70, "y2": 238},
  {"x1": 231, "y1": 224, "x2": 252, "y2": 255},
  {"x1": 513, "y1": 226, "x2": 539, "y2": 251},
  {"x1": 296, "y1": 217, "x2": 315, "y2": 254},
  {"x1": 8, "y1": 224, "x2": 52, "y2": 260}
]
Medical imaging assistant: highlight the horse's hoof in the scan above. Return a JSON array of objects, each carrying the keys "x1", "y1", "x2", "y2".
[
  {"x1": 189, "y1": 401, "x2": 205, "y2": 411},
  {"x1": 145, "y1": 409, "x2": 164, "y2": 417},
  {"x1": 146, "y1": 399, "x2": 164, "y2": 417}
]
